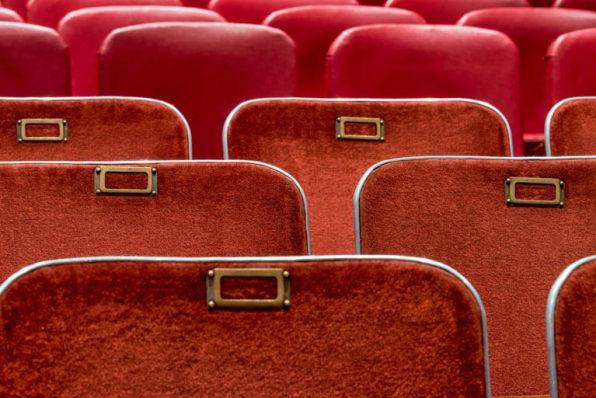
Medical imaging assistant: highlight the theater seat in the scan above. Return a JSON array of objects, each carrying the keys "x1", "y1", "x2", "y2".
[
  {"x1": 386, "y1": 0, "x2": 529, "y2": 24},
  {"x1": 264, "y1": 5, "x2": 425, "y2": 97},
  {"x1": 208, "y1": 0, "x2": 357, "y2": 24},
  {"x1": 554, "y1": 0, "x2": 596, "y2": 11},
  {"x1": 28, "y1": 0, "x2": 182, "y2": 29},
  {"x1": 59, "y1": 6, "x2": 224, "y2": 96},
  {"x1": 327, "y1": 25, "x2": 523, "y2": 155},
  {"x1": 0, "y1": 161, "x2": 309, "y2": 282},
  {"x1": 545, "y1": 98, "x2": 596, "y2": 156},
  {"x1": 0, "y1": 255, "x2": 489, "y2": 397},
  {"x1": 181, "y1": 0, "x2": 208, "y2": 6},
  {"x1": 355, "y1": 156, "x2": 596, "y2": 396},
  {"x1": 100, "y1": 23, "x2": 296, "y2": 159},
  {"x1": 0, "y1": 8, "x2": 23, "y2": 22},
  {"x1": 0, "y1": 23, "x2": 69, "y2": 96}
]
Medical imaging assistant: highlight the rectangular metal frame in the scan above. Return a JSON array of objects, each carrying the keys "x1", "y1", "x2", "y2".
[
  {"x1": 17, "y1": 118, "x2": 67, "y2": 143},
  {"x1": 336, "y1": 116, "x2": 384, "y2": 141},
  {"x1": 94, "y1": 166, "x2": 157, "y2": 196},
  {"x1": 505, "y1": 177, "x2": 564, "y2": 208}
]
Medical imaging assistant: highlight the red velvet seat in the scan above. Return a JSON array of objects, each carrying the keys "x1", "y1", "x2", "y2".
[
  {"x1": 327, "y1": 25, "x2": 523, "y2": 155},
  {"x1": 59, "y1": 6, "x2": 224, "y2": 96},
  {"x1": 545, "y1": 98, "x2": 596, "y2": 156},
  {"x1": 0, "y1": 8, "x2": 23, "y2": 22},
  {"x1": 264, "y1": 5, "x2": 425, "y2": 97},
  {"x1": 0, "y1": 255, "x2": 489, "y2": 397},
  {"x1": 207, "y1": 0, "x2": 357, "y2": 24},
  {"x1": 0, "y1": 23, "x2": 69, "y2": 96},
  {"x1": 386, "y1": 0, "x2": 529, "y2": 24},
  {"x1": 355, "y1": 156, "x2": 596, "y2": 396},
  {"x1": 99, "y1": 23, "x2": 296, "y2": 159},
  {"x1": 181, "y1": 0, "x2": 208, "y2": 7},
  {"x1": 28, "y1": 0, "x2": 181, "y2": 29},
  {"x1": 554, "y1": 0, "x2": 596, "y2": 11},
  {"x1": 459, "y1": 8, "x2": 596, "y2": 148}
]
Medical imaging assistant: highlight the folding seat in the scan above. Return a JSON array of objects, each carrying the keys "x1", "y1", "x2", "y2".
[
  {"x1": 385, "y1": 0, "x2": 529, "y2": 24},
  {"x1": 547, "y1": 256, "x2": 596, "y2": 398},
  {"x1": 327, "y1": 25, "x2": 523, "y2": 155},
  {"x1": 0, "y1": 8, "x2": 23, "y2": 22},
  {"x1": 459, "y1": 8, "x2": 596, "y2": 152},
  {"x1": 264, "y1": 6, "x2": 425, "y2": 97},
  {"x1": 59, "y1": 7, "x2": 225, "y2": 96},
  {"x1": 545, "y1": 98, "x2": 596, "y2": 156},
  {"x1": 100, "y1": 23, "x2": 296, "y2": 159},
  {"x1": 27, "y1": 0, "x2": 182, "y2": 29},
  {"x1": 0, "y1": 97, "x2": 190, "y2": 160},
  {"x1": 0, "y1": 23, "x2": 69, "y2": 96},
  {"x1": 0, "y1": 161, "x2": 309, "y2": 283},
  {"x1": 554, "y1": 0, "x2": 596, "y2": 11},
  {"x1": 0, "y1": 255, "x2": 489, "y2": 397},
  {"x1": 225, "y1": 98, "x2": 513, "y2": 254},
  {"x1": 355, "y1": 156, "x2": 596, "y2": 396},
  {"x1": 208, "y1": 0, "x2": 357, "y2": 24}
]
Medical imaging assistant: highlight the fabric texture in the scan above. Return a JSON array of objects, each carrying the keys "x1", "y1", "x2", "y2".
[
  {"x1": 0, "y1": 162, "x2": 308, "y2": 282},
  {"x1": 357, "y1": 157, "x2": 596, "y2": 395},
  {"x1": 548, "y1": 99, "x2": 596, "y2": 156},
  {"x1": 0, "y1": 258, "x2": 487, "y2": 397},
  {"x1": 0, "y1": 98, "x2": 190, "y2": 160},
  {"x1": 99, "y1": 23, "x2": 296, "y2": 159},
  {"x1": 227, "y1": 99, "x2": 511, "y2": 255}
]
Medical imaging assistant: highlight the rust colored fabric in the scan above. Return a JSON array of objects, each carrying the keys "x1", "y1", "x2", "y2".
[
  {"x1": 0, "y1": 98, "x2": 190, "y2": 160},
  {"x1": 99, "y1": 23, "x2": 296, "y2": 159},
  {"x1": 0, "y1": 257, "x2": 487, "y2": 397},
  {"x1": 547, "y1": 98, "x2": 596, "y2": 156},
  {"x1": 226, "y1": 99, "x2": 511, "y2": 254},
  {"x1": 0, "y1": 162, "x2": 308, "y2": 282},
  {"x1": 356, "y1": 156, "x2": 596, "y2": 395}
]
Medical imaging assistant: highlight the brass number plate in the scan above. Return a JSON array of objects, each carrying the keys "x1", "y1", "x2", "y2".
[
  {"x1": 17, "y1": 118, "x2": 67, "y2": 143},
  {"x1": 94, "y1": 166, "x2": 157, "y2": 196},
  {"x1": 336, "y1": 117, "x2": 384, "y2": 141},
  {"x1": 505, "y1": 177, "x2": 564, "y2": 208}
]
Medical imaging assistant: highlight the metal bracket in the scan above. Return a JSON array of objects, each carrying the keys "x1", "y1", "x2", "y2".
[
  {"x1": 94, "y1": 166, "x2": 157, "y2": 197},
  {"x1": 17, "y1": 118, "x2": 67, "y2": 143},
  {"x1": 505, "y1": 177, "x2": 564, "y2": 208},
  {"x1": 336, "y1": 117, "x2": 384, "y2": 141}
]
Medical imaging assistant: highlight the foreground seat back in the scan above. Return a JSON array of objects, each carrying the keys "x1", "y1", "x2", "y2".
[
  {"x1": 546, "y1": 98, "x2": 596, "y2": 156},
  {"x1": 59, "y1": 6, "x2": 225, "y2": 96},
  {"x1": 0, "y1": 97, "x2": 190, "y2": 160},
  {"x1": 225, "y1": 98, "x2": 512, "y2": 254},
  {"x1": 327, "y1": 25, "x2": 523, "y2": 155},
  {"x1": 264, "y1": 5, "x2": 425, "y2": 97},
  {"x1": 355, "y1": 156, "x2": 596, "y2": 395},
  {"x1": 0, "y1": 255, "x2": 489, "y2": 397},
  {"x1": 100, "y1": 23, "x2": 296, "y2": 159},
  {"x1": 0, "y1": 161, "x2": 309, "y2": 282},
  {"x1": 547, "y1": 256, "x2": 596, "y2": 398}
]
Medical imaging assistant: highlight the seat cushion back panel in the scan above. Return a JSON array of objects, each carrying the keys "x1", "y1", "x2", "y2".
[{"x1": 547, "y1": 98, "x2": 596, "y2": 156}]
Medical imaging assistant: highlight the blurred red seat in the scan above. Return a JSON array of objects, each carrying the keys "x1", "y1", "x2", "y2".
[
  {"x1": 554, "y1": 0, "x2": 596, "y2": 11},
  {"x1": 0, "y1": 8, "x2": 22, "y2": 22}
]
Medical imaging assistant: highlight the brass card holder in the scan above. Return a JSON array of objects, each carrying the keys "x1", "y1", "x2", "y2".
[
  {"x1": 336, "y1": 116, "x2": 384, "y2": 141},
  {"x1": 94, "y1": 166, "x2": 157, "y2": 197},
  {"x1": 505, "y1": 177, "x2": 565, "y2": 208},
  {"x1": 206, "y1": 268, "x2": 291, "y2": 310},
  {"x1": 17, "y1": 118, "x2": 67, "y2": 143}
]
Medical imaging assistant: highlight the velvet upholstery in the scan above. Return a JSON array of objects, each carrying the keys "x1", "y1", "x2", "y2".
[
  {"x1": 327, "y1": 25, "x2": 523, "y2": 155},
  {"x1": 226, "y1": 99, "x2": 512, "y2": 254},
  {"x1": 356, "y1": 156, "x2": 596, "y2": 395},
  {"x1": 0, "y1": 162, "x2": 308, "y2": 282},
  {"x1": 0, "y1": 98, "x2": 190, "y2": 160},
  {"x1": 0, "y1": 256, "x2": 488, "y2": 397},
  {"x1": 99, "y1": 23, "x2": 296, "y2": 159}
]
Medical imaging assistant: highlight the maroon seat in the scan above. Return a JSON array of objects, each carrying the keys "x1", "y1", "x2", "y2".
[{"x1": 554, "y1": 0, "x2": 596, "y2": 11}]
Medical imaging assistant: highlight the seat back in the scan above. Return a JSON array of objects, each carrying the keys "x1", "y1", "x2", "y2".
[
  {"x1": 59, "y1": 6, "x2": 224, "y2": 96},
  {"x1": 0, "y1": 161, "x2": 309, "y2": 282},
  {"x1": 546, "y1": 98, "x2": 596, "y2": 156},
  {"x1": 554, "y1": 0, "x2": 596, "y2": 11},
  {"x1": 264, "y1": 6, "x2": 424, "y2": 97},
  {"x1": 0, "y1": 255, "x2": 489, "y2": 397},
  {"x1": 355, "y1": 156, "x2": 596, "y2": 395},
  {"x1": 327, "y1": 25, "x2": 523, "y2": 155},
  {"x1": 0, "y1": 97, "x2": 190, "y2": 160},
  {"x1": 225, "y1": 98, "x2": 512, "y2": 254},
  {"x1": 100, "y1": 23, "x2": 296, "y2": 159},
  {"x1": 0, "y1": 8, "x2": 23, "y2": 22}
]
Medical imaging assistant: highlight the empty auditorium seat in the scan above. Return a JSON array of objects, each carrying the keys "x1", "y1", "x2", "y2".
[
  {"x1": 386, "y1": 0, "x2": 529, "y2": 24},
  {"x1": 459, "y1": 8, "x2": 596, "y2": 149},
  {"x1": 0, "y1": 8, "x2": 23, "y2": 22},
  {"x1": 545, "y1": 98, "x2": 596, "y2": 156},
  {"x1": 327, "y1": 25, "x2": 523, "y2": 155},
  {"x1": 0, "y1": 97, "x2": 191, "y2": 160},
  {"x1": 264, "y1": 6, "x2": 425, "y2": 97},
  {"x1": 225, "y1": 98, "x2": 513, "y2": 254},
  {"x1": 546, "y1": 256, "x2": 596, "y2": 398},
  {"x1": 28, "y1": 0, "x2": 182, "y2": 29},
  {"x1": 59, "y1": 7, "x2": 225, "y2": 96},
  {"x1": 208, "y1": 0, "x2": 358, "y2": 24},
  {"x1": 3, "y1": 0, "x2": 27, "y2": 20},
  {"x1": 554, "y1": 0, "x2": 596, "y2": 11},
  {"x1": 181, "y1": 0, "x2": 208, "y2": 7},
  {"x1": 100, "y1": 23, "x2": 296, "y2": 159},
  {"x1": 355, "y1": 156, "x2": 596, "y2": 395},
  {"x1": 0, "y1": 161, "x2": 309, "y2": 282},
  {"x1": 0, "y1": 255, "x2": 489, "y2": 397}
]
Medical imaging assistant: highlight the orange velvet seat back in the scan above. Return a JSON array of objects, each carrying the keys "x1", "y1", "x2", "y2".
[
  {"x1": 0, "y1": 161, "x2": 309, "y2": 283},
  {"x1": 0, "y1": 255, "x2": 489, "y2": 397},
  {"x1": 225, "y1": 98, "x2": 512, "y2": 254},
  {"x1": 355, "y1": 156, "x2": 596, "y2": 396},
  {"x1": 546, "y1": 98, "x2": 596, "y2": 156},
  {"x1": 0, "y1": 97, "x2": 190, "y2": 161}
]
